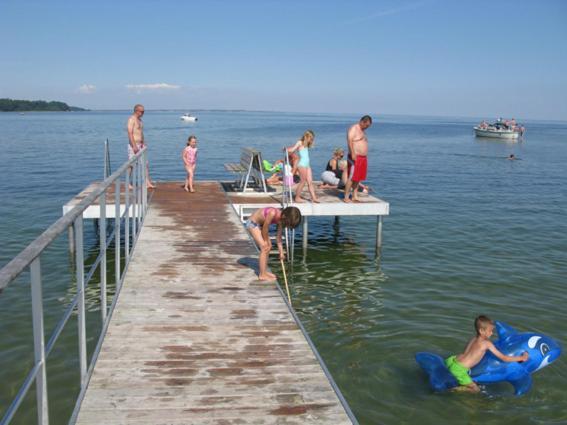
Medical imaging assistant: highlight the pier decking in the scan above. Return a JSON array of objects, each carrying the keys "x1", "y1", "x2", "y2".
[{"x1": 75, "y1": 182, "x2": 354, "y2": 424}]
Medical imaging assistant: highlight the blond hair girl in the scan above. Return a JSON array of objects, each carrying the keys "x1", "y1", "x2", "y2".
[{"x1": 286, "y1": 129, "x2": 319, "y2": 203}]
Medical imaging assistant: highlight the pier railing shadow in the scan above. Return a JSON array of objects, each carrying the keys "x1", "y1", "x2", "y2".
[{"x1": 0, "y1": 148, "x2": 149, "y2": 425}]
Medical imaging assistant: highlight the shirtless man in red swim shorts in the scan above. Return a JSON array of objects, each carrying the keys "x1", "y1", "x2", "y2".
[{"x1": 344, "y1": 115, "x2": 372, "y2": 203}]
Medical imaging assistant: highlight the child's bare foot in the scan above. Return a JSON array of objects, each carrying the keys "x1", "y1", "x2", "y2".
[
  {"x1": 258, "y1": 274, "x2": 277, "y2": 282},
  {"x1": 312, "y1": 198, "x2": 320, "y2": 203},
  {"x1": 183, "y1": 186, "x2": 189, "y2": 192},
  {"x1": 190, "y1": 188, "x2": 195, "y2": 193},
  {"x1": 147, "y1": 182, "x2": 156, "y2": 189},
  {"x1": 343, "y1": 197, "x2": 352, "y2": 203},
  {"x1": 294, "y1": 197, "x2": 305, "y2": 203}
]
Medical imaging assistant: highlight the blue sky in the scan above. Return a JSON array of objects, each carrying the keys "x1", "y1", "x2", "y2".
[{"x1": 1, "y1": 0, "x2": 566, "y2": 119}]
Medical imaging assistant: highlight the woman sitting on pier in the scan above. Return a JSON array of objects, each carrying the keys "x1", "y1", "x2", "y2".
[
  {"x1": 326, "y1": 147, "x2": 344, "y2": 177},
  {"x1": 320, "y1": 159, "x2": 370, "y2": 193},
  {"x1": 245, "y1": 206, "x2": 302, "y2": 281}
]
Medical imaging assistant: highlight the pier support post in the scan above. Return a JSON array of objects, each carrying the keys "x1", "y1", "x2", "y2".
[
  {"x1": 302, "y1": 217, "x2": 308, "y2": 253},
  {"x1": 290, "y1": 229, "x2": 295, "y2": 261},
  {"x1": 334, "y1": 216, "x2": 340, "y2": 227},
  {"x1": 376, "y1": 215, "x2": 383, "y2": 253}
]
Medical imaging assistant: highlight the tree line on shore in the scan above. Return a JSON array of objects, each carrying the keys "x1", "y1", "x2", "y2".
[{"x1": 0, "y1": 98, "x2": 86, "y2": 112}]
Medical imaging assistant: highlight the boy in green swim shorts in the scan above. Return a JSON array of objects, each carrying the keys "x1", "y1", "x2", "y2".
[{"x1": 446, "y1": 315, "x2": 529, "y2": 393}]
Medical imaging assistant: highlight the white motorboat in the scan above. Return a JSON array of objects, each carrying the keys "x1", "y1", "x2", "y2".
[
  {"x1": 474, "y1": 121, "x2": 524, "y2": 140},
  {"x1": 181, "y1": 113, "x2": 198, "y2": 122}
]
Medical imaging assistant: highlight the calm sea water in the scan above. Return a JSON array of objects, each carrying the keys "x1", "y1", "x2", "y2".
[{"x1": 0, "y1": 111, "x2": 566, "y2": 425}]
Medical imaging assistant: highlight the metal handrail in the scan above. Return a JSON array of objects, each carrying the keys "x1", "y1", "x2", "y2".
[
  {"x1": 0, "y1": 146, "x2": 149, "y2": 425},
  {"x1": 282, "y1": 148, "x2": 295, "y2": 261},
  {"x1": 0, "y1": 151, "x2": 142, "y2": 290}
]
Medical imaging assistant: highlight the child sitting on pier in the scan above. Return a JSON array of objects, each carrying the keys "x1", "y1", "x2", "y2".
[
  {"x1": 446, "y1": 315, "x2": 528, "y2": 393},
  {"x1": 182, "y1": 135, "x2": 198, "y2": 192},
  {"x1": 245, "y1": 206, "x2": 302, "y2": 281}
]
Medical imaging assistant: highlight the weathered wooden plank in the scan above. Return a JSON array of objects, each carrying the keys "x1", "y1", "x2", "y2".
[
  {"x1": 76, "y1": 182, "x2": 353, "y2": 424},
  {"x1": 88, "y1": 371, "x2": 337, "y2": 390},
  {"x1": 77, "y1": 411, "x2": 351, "y2": 425},
  {"x1": 78, "y1": 382, "x2": 337, "y2": 398}
]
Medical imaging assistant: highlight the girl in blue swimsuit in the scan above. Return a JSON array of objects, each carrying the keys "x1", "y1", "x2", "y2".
[{"x1": 286, "y1": 130, "x2": 319, "y2": 203}]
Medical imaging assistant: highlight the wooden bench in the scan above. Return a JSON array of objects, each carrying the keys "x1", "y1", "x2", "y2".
[{"x1": 224, "y1": 147, "x2": 268, "y2": 192}]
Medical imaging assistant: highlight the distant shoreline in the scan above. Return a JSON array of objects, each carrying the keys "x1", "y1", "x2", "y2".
[{"x1": 0, "y1": 98, "x2": 87, "y2": 112}]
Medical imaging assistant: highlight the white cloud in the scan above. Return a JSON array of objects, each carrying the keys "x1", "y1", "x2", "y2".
[
  {"x1": 126, "y1": 83, "x2": 181, "y2": 93},
  {"x1": 77, "y1": 84, "x2": 96, "y2": 94}
]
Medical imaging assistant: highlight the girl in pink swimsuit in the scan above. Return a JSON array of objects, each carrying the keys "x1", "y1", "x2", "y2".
[
  {"x1": 182, "y1": 135, "x2": 198, "y2": 192},
  {"x1": 245, "y1": 206, "x2": 302, "y2": 281}
]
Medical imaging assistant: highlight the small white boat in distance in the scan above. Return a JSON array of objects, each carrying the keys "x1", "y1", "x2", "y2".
[
  {"x1": 474, "y1": 120, "x2": 524, "y2": 140},
  {"x1": 181, "y1": 113, "x2": 198, "y2": 122}
]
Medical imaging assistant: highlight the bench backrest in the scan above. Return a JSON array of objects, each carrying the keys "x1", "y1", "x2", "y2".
[
  {"x1": 239, "y1": 148, "x2": 263, "y2": 176},
  {"x1": 239, "y1": 147, "x2": 266, "y2": 191}
]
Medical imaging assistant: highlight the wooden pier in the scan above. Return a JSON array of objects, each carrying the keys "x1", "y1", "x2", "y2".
[
  {"x1": 65, "y1": 181, "x2": 390, "y2": 253},
  {"x1": 75, "y1": 182, "x2": 356, "y2": 424}
]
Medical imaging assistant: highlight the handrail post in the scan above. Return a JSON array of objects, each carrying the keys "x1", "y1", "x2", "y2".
[
  {"x1": 74, "y1": 217, "x2": 87, "y2": 388},
  {"x1": 142, "y1": 149, "x2": 147, "y2": 218},
  {"x1": 31, "y1": 257, "x2": 49, "y2": 425},
  {"x1": 125, "y1": 170, "x2": 130, "y2": 261},
  {"x1": 115, "y1": 179, "x2": 121, "y2": 289},
  {"x1": 104, "y1": 139, "x2": 109, "y2": 179},
  {"x1": 132, "y1": 162, "x2": 137, "y2": 241},
  {"x1": 137, "y1": 156, "x2": 142, "y2": 229},
  {"x1": 99, "y1": 190, "x2": 107, "y2": 322},
  {"x1": 136, "y1": 155, "x2": 144, "y2": 229}
]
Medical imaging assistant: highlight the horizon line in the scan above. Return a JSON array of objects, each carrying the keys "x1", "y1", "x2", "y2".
[{"x1": 4, "y1": 108, "x2": 565, "y2": 124}]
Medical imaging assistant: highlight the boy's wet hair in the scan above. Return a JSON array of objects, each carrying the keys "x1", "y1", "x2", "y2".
[
  {"x1": 280, "y1": 207, "x2": 302, "y2": 229},
  {"x1": 475, "y1": 315, "x2": 494, "y2": 335}
]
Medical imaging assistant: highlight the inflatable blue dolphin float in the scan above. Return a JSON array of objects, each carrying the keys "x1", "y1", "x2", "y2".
[{"x1": 416, "y1": 321, "x2": 561, "y2": 395}]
